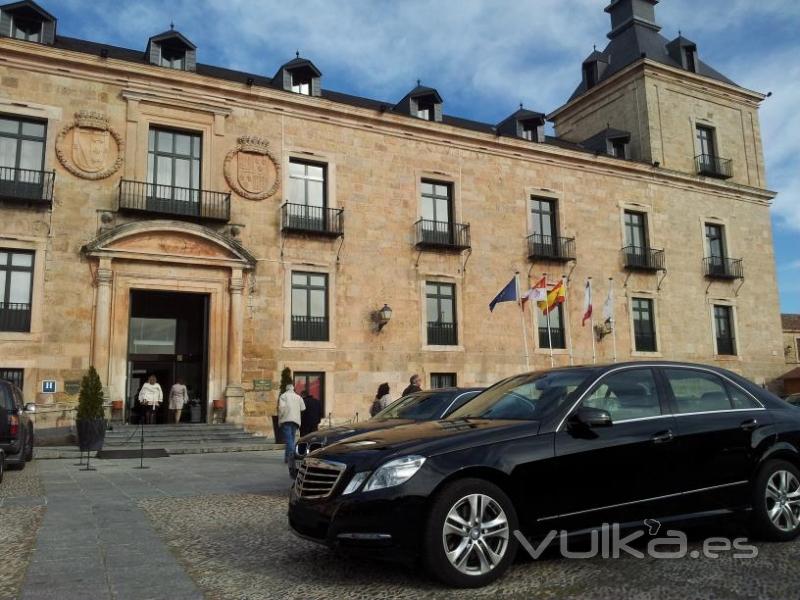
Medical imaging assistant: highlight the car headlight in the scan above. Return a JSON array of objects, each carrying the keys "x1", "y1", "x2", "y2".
[
  {"x1": 363, "y1": 455, "x2": 426, "y2": 492},
  {"x1": 342, "y1": 471, "x2": 370, "y2": 495}
]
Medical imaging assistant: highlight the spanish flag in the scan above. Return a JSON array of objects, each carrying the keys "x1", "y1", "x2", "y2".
[{"x1": 537, "y1": 279, "x2": 566, "y2": 315}]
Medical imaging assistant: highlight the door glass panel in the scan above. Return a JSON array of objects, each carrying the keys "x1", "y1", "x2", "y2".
[
  {"x1": 174, "y1": 159, "x2": 191, "y2": 190},
  {"x1": 426, "y1": 297, "x2": 437, "y2": 321},
  {"x1": 307, "y1": 180, "x2": 324, "y2": 207},
  {"x1": 0, "y1": 138, "x2": 17, "y2": 169},
  {"x1": 0, "y1": 271, "x2": 6, "y2": 300},
  {"x1": 21, "y1": 122, "x2": 45, "y2": 137},
  {"x1": 157, "y1": 131, "x2": 173, "y2": 152},
  {"x1": 663, "y1": 369, "x2": 733, "y2": 414},
  {"x1": 0, "y1": 119, "x2": 17, "y2": 134},
  {"x1": 156, "y1": 156, "x2": 172, "y2": 185},
  {"x1": 128, "y1": 318, "x2": 177, "y2": 354},
  {"x1": 174, "y1": 133, "x2": 191, "y2": 156},
  {"x1": 309, "y1": 290, "x2": 325, "y2": 317},
  {"x1": 10, "y1": 253, "x2": 32, "y2": 267},
  {"x1": 291, "y1": 289, "x2": 306, "y2": 316},
  {"x1": 582, "y1": 368, "x2": 661, "y2": 422},
  {"x1": 439, "y1": 298, "x2": 453, "y2": 323},
  {"x1": 19, "y1": 141, "x2": 43, "y2": 171},
  {"x1": 289, "y1": 177, "x2": 304, "y2": 204},
  {"x1": 9, "y1": 271, "x2": 31, "y2": 304}
]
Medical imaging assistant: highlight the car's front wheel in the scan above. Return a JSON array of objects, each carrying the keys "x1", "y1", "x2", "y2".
[
  {"x1": 751, "y1": 459, "x2": 800, "y2": 541},
  {"x1": 423, "y1": 478, "x2": 518, "y2": 588}
]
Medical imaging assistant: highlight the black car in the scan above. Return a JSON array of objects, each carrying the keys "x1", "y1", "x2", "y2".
[
  {"x1": 0, "y1": 380, "x2": 36, "y2": 472},
  {"x1": 289, "y1": 362, "x2": 800, "y2": 588},
  {"x1": 291, "y1": 388, "x2": 483, "y2": 476}
]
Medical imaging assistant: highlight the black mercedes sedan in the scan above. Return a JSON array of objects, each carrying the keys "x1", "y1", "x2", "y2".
[
  {"x1": 289, "y1": 362, "x2": 800, "y2": 588},
  {"x1": 291, "y1": 388, "x2": 483, "y2": 477}
]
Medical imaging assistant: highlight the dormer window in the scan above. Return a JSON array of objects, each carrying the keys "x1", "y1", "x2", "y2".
[
  {"x1": 11, "y1": 15, "x2": 40, "y2": 41},
  {"x1": 160, "y1": 45, "x2": 186, "y2": 70},
  {"x1": 496, "y1": 108, "x2": 546, "y2": 143},
  {"x1": 684, "y1": 47, "x2": 697, "y2": 72},
  {"x1": 611, "y1": 139, "x2": 628, "y2": 158},
  {"x1": 274, "y1": 57, "x2": 322, "y2": 97},
  {"x1": 416, "y1": 97, "x2": 435, "y2": 121},
  {"x1": 393, "y1": 85, "x2": 443, "y2": 123},
  {"x1": 583, "y1": 63, "x2": 597, "y2": 89},
  {"x1": 146, "y1": 30, "x2": 197, "y2": 72},
  {"x1": 521, "y1": 122, "x2": 535, "y2": 141},
  {"x1": 291, "y1": 72, "x2": 312, "y2": 95}
]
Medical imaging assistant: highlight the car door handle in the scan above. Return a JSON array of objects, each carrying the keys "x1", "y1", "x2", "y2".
[
  {"x1": 740, "y1": 418, "x2": 758, "y2": 432},
  {"x1": 651, "y1": 430, "x2": 674, "y2": 444}
]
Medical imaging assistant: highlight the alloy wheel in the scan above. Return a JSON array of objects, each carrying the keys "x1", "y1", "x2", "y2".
[
  {"x1": 765, "y1": 470, "x2": 800, "y2": 533},
  {"x1": 442, "y1": 493, "x2": 510, "y2": 576}
]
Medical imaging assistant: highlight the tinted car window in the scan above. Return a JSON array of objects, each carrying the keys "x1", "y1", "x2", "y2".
[
  {"x1": 726, "y1": 382, "x2": 761, "y2": 410},
  {"x1": 0, "y1": 383, "x2": 14, "y2": 411},
  {"x1": 442, "y1": 391, "x2": 481, "y2": 416},
  {"x1": 582, "y1": 368, "x2": 661, "y2": 422},
  {"x1": 664, "y1": 368, "x2": 733, "y2": 413},
  {"x1": 449, "y1": 370, "x2": 596, "y2": 421},
  {"x1": 375, "y1": 391, "x2": 462, "y2": 421}
]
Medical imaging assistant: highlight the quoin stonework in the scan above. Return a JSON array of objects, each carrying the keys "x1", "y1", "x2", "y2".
[{"x1": 0, "y1": 0, "x2": 787, "y2": 435}]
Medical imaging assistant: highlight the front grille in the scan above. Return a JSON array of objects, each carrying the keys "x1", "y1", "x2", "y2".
[{"x1": 295, "y1": 458, "x2": 346, "y2": 499}]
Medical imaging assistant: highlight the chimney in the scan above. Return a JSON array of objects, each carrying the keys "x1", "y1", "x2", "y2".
[{"x1": 605, "y1": 0, "x2": 660, "y2": 39}]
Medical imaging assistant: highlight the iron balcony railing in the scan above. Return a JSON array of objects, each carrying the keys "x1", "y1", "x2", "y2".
[
  {"x1": 291, "y1": 315, "x2": 329, "y2": 342},
  {"x1": 415, "y1": 219, "x2": 471, "y2": 251},
  {"x1": 704, "y1": 257, "x2": 744, "y2": 280},
  {"x1": 527, "y1": 234, "x2": 576, "y2": 262},
  {"x1": 0, "y1": 167, "x2": 55, "y2": 206},
  {"x1": 118, "y1": 180, "x2": 231, "y2": 222},
  {"x1": 538, "y1": 327, "x2": 566, "y2": 350},
  {"x1": 696, "y1": 154, "x2": 733, "y2": 179},
  {"x1": 634, "y1": 331, "x2": 658, "y2": 353},
  {"x1": 281, "y1": 203, "x2": 344, "y2": 237},
  {"x1": 716, "y1": 336, "x2": 737, "y2": 356},
  {"x1": 0, "y1": 302, "x2": 31, "y2": 333},
  {"x1": 622, "y1": 245, "x2": 665, "y2": 271},
  {"x1": 427, "y1": 321, "x2": 458, "y2": 346}
]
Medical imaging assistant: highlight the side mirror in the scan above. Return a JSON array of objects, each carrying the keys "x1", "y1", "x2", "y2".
[
  {"x1": 573, "y1": 407, "x2": 612, "y2": 428},
  {"x1": 24, "y1": 403, "x2": 37, "y2": 414}
]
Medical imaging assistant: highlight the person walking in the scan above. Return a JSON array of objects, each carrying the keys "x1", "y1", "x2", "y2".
[
  {"x1": 138, "y1": 375, "x2": 163, "y2": 425},
  {"x1": 370, "y1": 383, "x2": 392, "y2": 417},
  {"x1": 278, "y1": 383, "x2": 305, "y2": 467},
  {"x1": 169, "y1": 377, "x2": 189, "y2": 424},
  {"x1": 300, "y1": 391, "x2": 322, "y2": 437},
  {"x1": 402, "y1": 374, "x2": 422, "y2": 397}
]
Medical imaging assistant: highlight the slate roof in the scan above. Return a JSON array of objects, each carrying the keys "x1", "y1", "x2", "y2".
[{"x1": 782, "y1": 314, "x2": 800, "y2": 331}]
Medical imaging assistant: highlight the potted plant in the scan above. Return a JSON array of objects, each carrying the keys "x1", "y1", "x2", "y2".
[
  {"x1": 75, "y1": 366, "x2": 107, "y2": 452},
  {"x1": 272, "y1": 367, "x2": 292, "y2": 444}
]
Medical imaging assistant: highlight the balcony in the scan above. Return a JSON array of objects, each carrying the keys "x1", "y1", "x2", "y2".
[
  {"x1": 527, "y1": 234, "x2": 576, "y2": 262},
  {"x1": 291, "y1": 315, "x2": 329, "y2": 342},
  {"x1": 622, "y1": 246, "x2": 665, "y2": 271},
  {"x1": 118, "y1": 180, "x2": 230, "y2": 223},
  {"x1": 696, "y1": 154, "x2": 733, "y2": 179},
  {"x1": 0, "y1": 167, "x2": 55, "y2": 207},
  {"x1": 427, "y1": 321, "x2": 457, "y2": 345},
  {"x1": 704, "y1": 257, "x2": 743, "y2": 280},
  {"x1": 281, "y1": 203, "x2": 344, "y2": 237},
  {"x1": 716, "y1": 336, "x2": 737, "y2": 356},
  {"x1": 415, "y1": 219, "x2": 471, "y2": 251},
  {"x1": 634, "y1": 331, "x2": 658, "y2": 353},
  {"x1": 538, "y1": 327, "x2": 566, "y2": 350},
  {"x1": 0, "y1": 302, "x2": 31, "y2": 333}
]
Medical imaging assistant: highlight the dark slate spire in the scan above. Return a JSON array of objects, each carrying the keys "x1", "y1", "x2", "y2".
[{"x1": 605, "y1": 0, "x2": 660, "y2": 38}]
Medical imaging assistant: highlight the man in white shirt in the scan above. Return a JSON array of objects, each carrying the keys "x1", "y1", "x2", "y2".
[{"x1": 278, "y1": 384, "x2": 305, "y2": 469}]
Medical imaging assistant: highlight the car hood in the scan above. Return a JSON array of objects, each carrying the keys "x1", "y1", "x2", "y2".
[
  {"x1": 313, "y1": 419, "x2": 540, "y2": 467},
  {"x1": 297, "y1": 419, "x2": 416, "y2": 447}
]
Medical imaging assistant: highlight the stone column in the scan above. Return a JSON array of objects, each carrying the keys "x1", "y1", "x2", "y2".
[
  {"x1": 224, "y1": 268, "x2": 245, "y2": 423},
  {"x1": 92, "y1": 258, "x2": 113, "y2": 386}
]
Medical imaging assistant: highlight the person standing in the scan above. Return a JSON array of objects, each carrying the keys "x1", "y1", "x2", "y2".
[
  {"x1": 300, "y1": 391, "x2": 322, "y2": 436},
  {"x1": 402, "y1": 374, "x2": 422, "y2": 397},
  {"x1": 169, "y1": 377, "x2": 189, "y2": 424},
  {"x1": 278, "y1": 384, "x2": 305, "y2": 467},
  {"x1": 138, "y1": 375, "x2": 163, "y2": 425},
  {"x1": 370, "y1": 383, "x2": 392, "y2": 417}
]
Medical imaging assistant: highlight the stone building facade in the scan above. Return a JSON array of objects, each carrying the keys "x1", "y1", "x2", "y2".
[{"x1": 0, "y1": 0, "x2": 787, "y2": 435}]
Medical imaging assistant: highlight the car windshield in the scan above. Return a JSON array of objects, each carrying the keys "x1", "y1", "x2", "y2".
[
  {"x1": 447, "y1": 369, "x2": 598, "y2": 421},
  {"x1": 374, "y1": 391, "x2": 468, "y2": 421}
]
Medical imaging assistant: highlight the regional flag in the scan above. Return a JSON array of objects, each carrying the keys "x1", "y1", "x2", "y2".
[
  {"x1": 489, "y1": 277, "x2": 518, "y2": 312},
  {"x1": 537, "y1": 280, "x2": 566, "y2": 315},
  {"x1": 521, "y1": 276, "x2": 547, "y2": 309},
  {"x1": 582, "y1": 279, "x2": 593, "y2": 326}
]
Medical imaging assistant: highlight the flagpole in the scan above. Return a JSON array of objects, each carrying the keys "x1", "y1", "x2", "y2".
[
  {"x1": 563, "y1": 275, "x2": 574, "y2": 366},
  {"x1": 515, "y1": 272, "x2": 530, "y2": 370},
  {"x1": 544, "y1": 272, "x2": 554, "y2": 368},
  {"x1": 589, "y1": 277, "x2": 597, "y2": 364},
  {"x1": 609, "y1": 277, "x2": 618, "y2": 363}
]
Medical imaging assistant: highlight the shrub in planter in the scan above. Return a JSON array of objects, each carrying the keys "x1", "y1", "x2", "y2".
[{"x1": 76, "y1": 366, "x2": 107, "y2": 452}]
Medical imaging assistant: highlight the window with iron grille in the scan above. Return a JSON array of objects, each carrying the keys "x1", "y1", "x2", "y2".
[
  {"x1": 147, "y1": 127, "x2": 202, "y2": 207},
  {"x1": 632, "y1": 298, "x2": 657, "y2": 352},
  {"x1": 538, "y1": 303, "x2": 566, "y2": 349},
  {"x1": 288, "y1": 159, "x2": 327, "y2": 229},
  {"x1": 0, "y1": 114, "x2": 46, "y2": 185},
  {"x1": 696, "y1": 125, "x2": 716, "y2": 158},
  {"x1": 431, "y1": 373, "x2": 457, "y2": 389},
  {"x1": 419, "y1": 181, "x2": 453, "y2": 244},
  {"x1": 0, "y1": 368, "x2": 23, "y2": 391},
  {"x1": 291, "y1": 272, "x2": 329, "y2": 341},
  {"x1": 714, "y1": 305, "x2": 736, "y2": 356},
  {"x1": 0, "y1": 249, "x2": 33, "y2": 332},
  {"x1": 624, "y1": 211, "x2": 648, "y2": 249},
  {"x1": 426, "y1": 282, "x2": 457, "y2": 345}
]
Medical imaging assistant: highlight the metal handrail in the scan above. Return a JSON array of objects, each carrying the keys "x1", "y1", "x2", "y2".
[
  {"x1": 0, "y1": 166, "x2": 55, "y2": 204},
  {"x1": 527, "y1": 234, "x2": 576, "y2": 261},
  {"x1": 118, "y1": 179, "x2": 231, "y2": 222},
  {"x1": 622, "y1": 245, "x2": 665, "y2": 271},
  {"x1": 415, "y1": 219, "x2": 471, "y2": 250},
  {"x1": 281, "y1": 202, "x2": 344, "y2": 237},
  {"x1": 695, "y1": 154, "x2": 733, "y2": 179},
  {"x1": 704, "y1": 256, "x2": 744, "y2": 279}
]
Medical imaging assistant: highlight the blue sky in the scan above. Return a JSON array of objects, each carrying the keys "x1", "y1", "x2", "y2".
[{"x1": 49, "y1": 0, "x2": 800, "y2": 313}]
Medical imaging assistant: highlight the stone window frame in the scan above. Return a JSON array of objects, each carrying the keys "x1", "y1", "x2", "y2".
[
  {"x1": 533, "y1": 298, "x2": 571, "y2": 357},
  {"x1": 691, "y1": 116, "x2": 728, "y2": 165},
  {"x1": 281, "y1": 361, "x2": 336, "y2": 419},
  {"x1": 626, "y1": 291, "x2": 663, "y2": 358},
  {"x1": 283, "y1": 148, "x2": 338, "y2": 211},
  {"x1": 525, "y1": 188, "x2": 564, "y2": 240},
  {"x1": 414, "y1": 170, "x2": 462, "y2": 225},
  {"x1": 617, "y1": 201, "x2": 657, "y2": 252},
  {"x1": 698, "y1": 215, "x2": 735, "y2": 264},
  {"x1": 706, "y1": 297, "x2": 742, "y2": 363},
  {"x1": 282, "y1": 262, "x2": 336, "y2": 350},
  {"x1": 419, "y1": 274, "x2": 464, "y2": 353},
  {"x1": 0, "y1": 236, "x2": 46, "y2": 343},
  {"x1": 0, "y1": 98, "x2": 60, "y2": 174}
]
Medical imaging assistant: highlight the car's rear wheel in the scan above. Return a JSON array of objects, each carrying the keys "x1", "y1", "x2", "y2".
[
  {"x1": 423, "y1": 478, "x2": 518, "y2": 588},
  {"x1": 751, "y1": 459, "x2": 800, "y2": 541}
]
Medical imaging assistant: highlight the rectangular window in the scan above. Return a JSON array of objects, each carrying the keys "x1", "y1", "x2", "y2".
[
  {"x1": 0, "y1": 249, "x2": 34, "y2": 332},
  {"x1": 0, "y1": 114, "x2": 46, "y2": 188},
  {"x1": 11, "y1": 17, "x2": 41, "y2": 42},
  {"x1": 291, "y1": 272, "x2": 329, "y2": 342},
  {"x1": 128, "y1": 317, "x2": 177, "y2": 355},
  {"x1": 705, "y1": 223, "x2": 728, "y2": 276},
  {"x1": 431, "y1": 373, "x2": 457, "y2": 389},
  {"x1": 287, "y1": 159, "x2": 328, "y2": 231},
  {"x1": 521, "y1": 122, "x2": 536, "y2": 141},
  {"x1": 538, "y1": 303, "x2": 566, "y2": 349},
  {"x1": 696, "y1": 125, "x2": 716, "y2": 158},
  {"x1": 416, "y1": 98, "x2": 435, "y2": 121},
  {"x1": 632, "y1": 298, "x2": 657, "y2": 352},
  {"x1": 160, "y1": 46, "x2": 186, "y2": 70},
  {"x1": 611, "y1": 140, "x2": 627, "y2": 158},
  {"x1": 291, "y1": 73, "x2": 311, "y2": 95},
  {"x1": 426, "y1": 282, "x2": 457, "y2": 346},
  {"x1": 147, "y1": 127, "x2": 202, "y2": 208},
  {"x1": 685, "y1": 48, "x2": 697, "y2": 72},
  {"x1": 583, "y1": 368, "x2": 661, "y2": 422},
  {"x1": 420, "y1": 180, "x2": 453, "y2": 245},
  {"x1": 530, "y1": 197, "x2": 558, "y2": 255},
  {"x1": 663, "y1": 368, "x2": 736, "y2": 414},
  {"x1": 624, "y1": 211, "x2": 648, "y2": 249},
  {"x1": 0, "y1": 368, "x2": 24, "y2": 391},
  {"x1": 714, "y1": 305, "x2": 736, "y2": 356},
  {"x1": 293, "y1": 372, "x2": 325, "y2": 413}
]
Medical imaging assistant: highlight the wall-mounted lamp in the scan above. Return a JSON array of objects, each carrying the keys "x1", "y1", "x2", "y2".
[
  {"x1": 246, "y1": 77, "x2": 255, "y2": 86},
  {"x1": 374, "y1": 304, "x2": 393, "y2": 332},
  {"x1": 100, "y1": 48, "x2": 109, "y2": 59}
]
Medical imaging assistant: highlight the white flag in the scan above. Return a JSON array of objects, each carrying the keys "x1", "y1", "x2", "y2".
[
  {"x1": 582, "y1": 279, "x2": 593, "y2": 326},
  {"x1": 602, "y1": 281, "x2": 614, "y2": 327}
]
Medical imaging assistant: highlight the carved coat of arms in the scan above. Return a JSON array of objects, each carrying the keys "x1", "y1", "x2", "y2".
[
  {"x1": 56, "y1": 111, "x2": 124, "y2": 180},
  {"x1": 224, "y1": 136, "x2": 279, "y2": 201}
]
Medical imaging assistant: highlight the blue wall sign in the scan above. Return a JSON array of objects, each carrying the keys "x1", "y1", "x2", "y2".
[{"x1": 42, "y1": 380, "x2": 57, "y2": 394}]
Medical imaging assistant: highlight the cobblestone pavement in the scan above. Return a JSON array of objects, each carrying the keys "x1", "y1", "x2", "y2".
[
  {"x1": 0, "y1": 463, "x2": 45, "y2": 600},
  {"x1": 140, "y1": 492, "x2": 800, "y2": 600}
]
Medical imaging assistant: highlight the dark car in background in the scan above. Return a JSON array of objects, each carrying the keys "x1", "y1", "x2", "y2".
[
  {"x1": 784, "y1": 393, "x2": 800, "y2": 407},
  {"x1": 289, "y1": 362, "x2": 800, "y2": 588},
  {"x1": 291, "y1": 388, "x2": 483, "y2": 477},
  {"x1": 0, "y1": 379, "x2": 36, "y2": 473}
]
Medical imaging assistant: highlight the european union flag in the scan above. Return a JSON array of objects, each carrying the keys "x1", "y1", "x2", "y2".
[{"x1": 489, "y1": 277, "x2": 517, "y2": 312}]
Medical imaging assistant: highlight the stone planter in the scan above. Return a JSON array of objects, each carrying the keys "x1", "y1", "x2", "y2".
[{"x1": 76, "y1": 417, "x2": 106, "y2": 452}]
